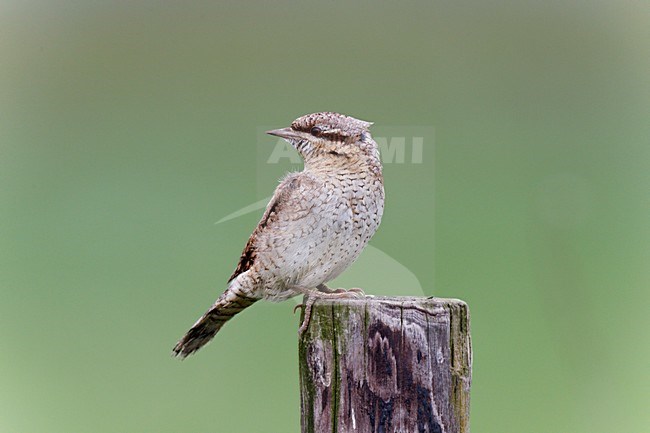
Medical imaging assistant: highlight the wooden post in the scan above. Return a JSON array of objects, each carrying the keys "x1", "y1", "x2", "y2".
[{"x1": 299, "y1": 296, "x2": 472, "y2": 433}]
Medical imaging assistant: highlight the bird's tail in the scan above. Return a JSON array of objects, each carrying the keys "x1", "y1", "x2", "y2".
[{"x1": 172, "y1": 284, "x2": 258, "y2": 358}]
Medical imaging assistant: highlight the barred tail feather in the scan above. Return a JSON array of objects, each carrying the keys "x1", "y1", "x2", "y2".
[{"x1": 172, "y1": 288, "x2": 258, "y2": 358}]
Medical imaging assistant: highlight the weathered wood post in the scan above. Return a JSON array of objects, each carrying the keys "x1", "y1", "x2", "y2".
[{"x1": 299, "y1": 296, "x2": 472, "y2": 433}]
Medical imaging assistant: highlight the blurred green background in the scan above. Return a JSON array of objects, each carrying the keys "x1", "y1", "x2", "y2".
[{"x1": 2, "y1": 1, "x2": 649, "y2": 432}]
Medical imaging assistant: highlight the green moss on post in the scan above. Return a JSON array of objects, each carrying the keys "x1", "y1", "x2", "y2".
[{"x1": 299, "y1": 296, "x2": 472, "y2": 433}]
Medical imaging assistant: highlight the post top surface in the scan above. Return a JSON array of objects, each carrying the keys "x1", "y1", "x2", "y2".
[{"x1": 307, "y1": 295, "x2": 469, "y2": 314}]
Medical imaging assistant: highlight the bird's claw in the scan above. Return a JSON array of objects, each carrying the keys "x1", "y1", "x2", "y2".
[
  {"x1": 347, "y1": 287, "x2": 365, "y2": 297},
  {"x1": 321, "y1": 287, "x2": 365, "y2": 297},
  {"x1": 297, "y1": 296, "x2": 316, "y2": 337},
  {"x1": 295, "y1": 287, "x2": 366, "y2": 337}
]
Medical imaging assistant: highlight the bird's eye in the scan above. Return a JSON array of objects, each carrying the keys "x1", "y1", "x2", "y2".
[{"x1": 310, "y1": 126, "x2": 323, "y2": 136}]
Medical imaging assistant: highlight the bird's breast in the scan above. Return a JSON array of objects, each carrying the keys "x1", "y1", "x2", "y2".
[{"x1": 258, "y1": 169, "x2": 384, "y2": 295}]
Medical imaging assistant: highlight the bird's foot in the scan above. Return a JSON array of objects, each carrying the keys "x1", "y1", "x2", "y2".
[
  {"x1": 294, "y1": 286, "x2": 366, "y2": 337},
  {"x1": 316, "y1": 283, "x2": 365, "y2": 297},
  {"x1": 346, "y1": 287, "x2": 366, "y2": 296},
  {"x1": 296, "y1": 295, "x2": 317, "y2": 336}
]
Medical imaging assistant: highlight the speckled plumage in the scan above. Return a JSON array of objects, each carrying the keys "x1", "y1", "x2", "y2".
[{"x1": 173, "y1": 112, "x2": 384, "y2": 358}]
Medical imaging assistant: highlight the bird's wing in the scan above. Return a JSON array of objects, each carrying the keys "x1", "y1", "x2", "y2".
[{"x1": 227, "y1": 173, "x2": 315, "y2": 283}]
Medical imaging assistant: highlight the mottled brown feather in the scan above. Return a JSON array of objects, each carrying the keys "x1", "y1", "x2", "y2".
[{"x1": 227, "y1": 176, "x2": 300, "y2": 282}]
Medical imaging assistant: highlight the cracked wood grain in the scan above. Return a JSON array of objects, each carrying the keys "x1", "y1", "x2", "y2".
[{"x1": 299, "y1": 296, "x2": 472, "y2": 433}]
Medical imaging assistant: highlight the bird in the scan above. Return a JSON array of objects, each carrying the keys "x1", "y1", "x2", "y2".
[{"x1": 172, "y1": 112, "x2": 384, "y2": 358}]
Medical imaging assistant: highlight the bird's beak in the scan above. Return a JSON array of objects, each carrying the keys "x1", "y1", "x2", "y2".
[{"x1": 266, "y1": 127, "x2": 301, "y2": 140}]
